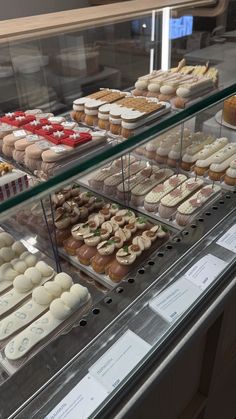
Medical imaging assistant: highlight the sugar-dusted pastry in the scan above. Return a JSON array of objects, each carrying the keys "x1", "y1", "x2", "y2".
[
  {"x1": 208, "y1": 153, "x2": 236, "y2": 181},
  {"x1": 0, "y1": 272, "x2": 73, "y2": 341},
  {"x1": 158, "y1": 178, "x2": 204, "y2": 219},
  {"x1": 194, "y1": 144, "x2": 236, "y2": 176},
  {"x1": 5, "y1": 282, "x2": 90, "y2": 360},
  {"x1": 0, "y1": 263, "x2": 54, "y2": 318},
  {"x1": 130, "y1": 168, "x2": 174, "y2": 206},
  {"x1": 181, "y1": 136, "x2": 226, "y2": 171},
  {"x1": 224, "y1": 159, "x2": 236, "y2": 186},
  {"x1": 144, "y1": 174, "x2": 187, "y2": 212},
  {"x1": 175, "y1": 184, "x2": 221, "y2": 226}
]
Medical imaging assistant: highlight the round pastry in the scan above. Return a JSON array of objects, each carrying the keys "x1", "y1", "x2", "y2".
[
  {"x1": 64, "y1": 236, "x2": 83, "y2": 255},
  {"x1": 13, "y1": 274, "x2": 33, "y2": 293},
  {"x1": 224, "y1": 159, "x2": 236, "y2": 186},
  {"x1": 35, "y1": 261, "x2": 53, "y2": 277},
  {"x1": 11, "y1": 260, "x2": 27, "y2": 274},
  {"x1": 24, "y1": 267, "x2": 42, "y2": 285},
  {"x1": 77, "y1": 243, "x2": 98, "y2": 265},
  {"x1": 0, "y1": 232, "x2": 14, "y2": 247},
  {"x1": 0, "y1": 263, "x2": 18, "y2": 280},
  {"x1": 11, "y1": 241, "x2": 27, "y2": 256},
  {"x1": 54, "y1": 272, "x2": 73, "y2": 289},
  {"x1": 108, "y1": 246, "x2": 137, "y2": 282},
  {"x1": 91, "y1": 240, "x2": 116, "y2": 273},
  {"x1": 20, "y1": 252, "x2": 38, "y2": 267},
  {"x1": 223, "y1": 96, "x2": 236, "y2": 126},
  {"x1": 0, "y1": 247, "x2": 15, "y2": 262}
]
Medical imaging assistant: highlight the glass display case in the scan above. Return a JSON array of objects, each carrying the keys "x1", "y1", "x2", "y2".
[{"x1": 0, "y1": 1, "x2": 236, "y2": 418}]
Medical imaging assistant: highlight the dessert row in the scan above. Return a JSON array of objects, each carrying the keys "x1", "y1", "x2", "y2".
[
  {"x1": 135, "y1": 129, "x2": 236, "y2": 186},
  {"x1": 86, "y1": 161, "x2": 221, "y2": 226},
  {"x1": 0, "y1": 230, "x2": 90, "y2": 363},
  {"x1": 0, "y1": 109, "x2": 106, "y2": 177},
  {"x1": 72, "y1": 88, "x2": 169, "y2": 138},
  {"x1": 133, "y1": 59, "x2": 218, "y2": 108}
]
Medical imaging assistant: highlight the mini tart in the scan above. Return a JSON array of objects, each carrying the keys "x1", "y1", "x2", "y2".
[{"x1": 64, "y1": 236, "x2": 83, "y2": 255}]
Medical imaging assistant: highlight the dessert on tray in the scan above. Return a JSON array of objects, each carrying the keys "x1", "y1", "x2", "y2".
[
  {"x1": 130, "y1": 168, "x2": 174, "y2": 206},
  {"x1": 175, "y1": 184, "x2": 221, "y2": 226},
  {"x1": 194, "y1": 143, "x2": 236, "y2": 176},
  {"x1": 158, "y1": 178, "x2": 204, "y2": 219},
  {"x1": 224, "y1": 159, "x2": 236, "y2": 186},
  {"x1": 144, "y1": 174, "x2": 187, "y2": 212},
  {"x1": 222, "y1": 95, "x2": 236, "y2": 126},
  {"x1": 181, "y1": 135, "x2": 225, "y2": 171}
]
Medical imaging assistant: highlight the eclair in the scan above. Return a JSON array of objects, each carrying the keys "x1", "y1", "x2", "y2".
[{"x1": 194, "y1": 143, "x2": 236, "y2": 176}]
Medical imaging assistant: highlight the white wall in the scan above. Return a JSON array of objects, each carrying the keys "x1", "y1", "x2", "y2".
[{"x1": 0, "y1": 0, "x2": 89, "y2": 20}]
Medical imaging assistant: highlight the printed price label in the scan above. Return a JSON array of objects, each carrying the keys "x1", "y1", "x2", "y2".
[
  {"x1": 37, "y1": 141, "x2": 50, "y2": 150},
  {"x1": 149, "y1": 278, "x2": 201, "y2": 323},
  {"x1": 216, "y1": 224, "x2": 236, "y2": 253},
  {"x1": 50, "y1": 146, "x2": 66, "y2": 153},
  {"x1": 184, "y1": 254, "x2": 227, "y2": 291},
  {"x1": 45, "y1": 373, "x2": 108, "y2": 419},
  {"x1": 13, "y1": 130, "x2": 26, "y2": 138},
  {"x1": 26, "y1": 135, "x2": 39, "y2": 142},
  {"x1": 89, "y1": 330, "x2": 151, "y2": 392}
]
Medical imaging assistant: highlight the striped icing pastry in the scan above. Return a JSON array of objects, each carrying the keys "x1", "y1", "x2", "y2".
[
  {"x1": 160, "y1": 178, "x2": 204, "y2": 207},
  {"x1": 209, "y1": 153, "x2": 236, "y2": 173},
  {"x1": 144, "y1": 174, "x2": 187, "y2": 206},
  {"x1": 195, "y1": 144, "x2": 236, "y2": 169},
  {"x1": 177, "y1": 184, "x2": 221, "y2": 215},
  {"x1": 182, "y1": 136, "x2": 226, "y2": 165}
]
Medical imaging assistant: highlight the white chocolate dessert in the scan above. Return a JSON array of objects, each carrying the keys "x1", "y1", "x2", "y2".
[
  {"x1": 133, "y1": 70, "x2": 164, "y2": 95},
  {"x1": 158, "y1": 178, "x2": 204, "y2": 219},
  {"x1": 0, "y1": 272, "x2": 73, "y2": 341},
  {"x1": 144, "y1": 174, "x2": 187, "y2": 212},
  {"x1": 5, "y1": 283, "x2": 90, "y2": 360},
  {"x1": 224, "y1": 159, "x2": 236, "y2": 186},
  {"x1": 176, "y1": 78, "x2": 214, "y2": 99},
  {"x1": 195, "y1": 143, "x2": 236, "y2": 176},
  {"x1": 181, "y1": 136, "x2": 226, "y2": 170},
  {"x1": 116, "y1": 164, "x2": 155, "y2": 199},
  {"x1": 130, "y1": 168, "x2": 174, "y2": 206},
  {"x1": 208, "y1": 153, "x2": 236, "y2": 181},
  {"x1": 0, "y1": 261, "x2": 54, "y2": 318},
  {"x1": 175, "y1": 184, "x2": 221, "y2": 226}
]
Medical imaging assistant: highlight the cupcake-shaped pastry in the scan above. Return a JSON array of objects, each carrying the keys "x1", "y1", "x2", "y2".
[
  {"x1": 91, "y1": 240, "x2": 116, "y2": 273},
  {"x1": 224, "y1": 159, "x2": 236, "y2": 186},
  {"x1": 77, "y1": 234, "x2": 101, "y2": 265},
  {"x1": 136, "y1": 217, "x2": 149, "y2": 230},
  {"x1": 132, "y1": 235, "x2": 151, "y2": 250},
  {"x1": 84, "y1": 230, "x2": 101, "y2": 246},
  {"x1": 71, "y1": 222, "x2": 90, "y2": 241},
  {"x1": 99, "y1": 206, "x2": 112, "y2": 220},
  {"x1": 111, "y1": 215, "x2": 125, "y2": 227},
  {"x1": 64, "y1": 236, "x2": 84, "y2": 256},
  {"x1": 108, "y1": 246, "x2": 137, "y2": 282},
  {"x1": 88, "y1": 213, "x2": 105, "y2": 230}
]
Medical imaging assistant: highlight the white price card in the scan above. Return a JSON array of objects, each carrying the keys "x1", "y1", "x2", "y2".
[
  {"x1": 26, "y1": 134, "x2": 39, "y2": 142},
  {"x1": 45, "y1": 373, "x2": 108, "y2": 419},
  {"x1": 13, "y1": 130, "x2": 26, "y2": 138},
  {"x1": 149, "y1": 278, "x2": 201, "y2": 323},
  {"x1": 184, "y1": 254, "x2": 227, "y2": 291},
  {"x1": 89, "y1": 330, "x2": 151, "y2": 392},
  {"x1": 216, "y1": 224, "x2": 236, "y2": 253}
]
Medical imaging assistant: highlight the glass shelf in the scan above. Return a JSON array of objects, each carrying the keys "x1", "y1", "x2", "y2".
[{"x1": 0, "y1": 82, "x2": 236, "y2": 219}]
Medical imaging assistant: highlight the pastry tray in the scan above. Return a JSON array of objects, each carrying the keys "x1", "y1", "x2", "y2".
[{"x1": 79, "y1": 171, "x2": 222, "y2": 231}]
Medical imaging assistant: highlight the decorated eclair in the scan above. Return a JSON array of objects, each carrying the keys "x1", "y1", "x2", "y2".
[
  {"x1": 144, "y1": 174, "x2": 187, "y2": 212},
  {"x1": 158, "y1": 75, "x2": 196, "y2": 102},
  {"x1": 130, "y1": 168, "x2": 174, "y2": 206},
  {"x1": 158, "y1": 178, "x2": 204, "y2": 219},
  {"x1": 103, "y1": 162, "x2": 146, "y2": 196},
  {"x1": 224, "y1": 159, "x2": 236, "y2": 186},
  {"x1": 132, "y1": 70, "x2": 164, "y2": 96},
  {"x1": 181, "y1": 135, "x2": 226, "y2": 171},
  {"x1": 208, "y1": 153, "x2": 236, "y2": 181},
  {"x1": 175, "y1": 184, "x2": 221, "y2": 226},
  {"x1": 194, "y1": 143, "x2": 236, "y2": 176},
  {"x1": 116, "y1": 164, "x2": 157, "y2": 200},
  {"x1": 172, "y1": 77, "x2": 215, "y2": 108}
]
